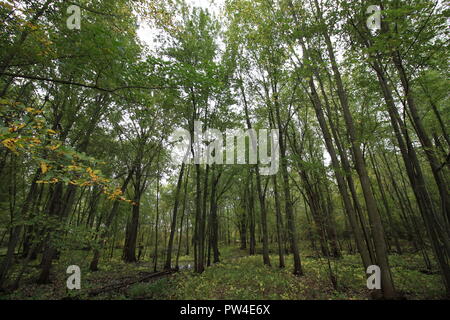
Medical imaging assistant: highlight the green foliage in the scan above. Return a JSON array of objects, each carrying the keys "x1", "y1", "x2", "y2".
[
  {"x1": 127, "y1": 278, "x2": 173, "y2": 300},
  {"x1": 0, "y1": 0, "x2": 448, "y2": 301},
  {"x1": 165, "y1": 248, "x2": 445, "y2": 300}
]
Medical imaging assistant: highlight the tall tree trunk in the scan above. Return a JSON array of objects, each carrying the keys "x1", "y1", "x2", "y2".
[
  {"x1": 272, "y1": 85, "x2": 303, "y2": 275},
  {"x1": 89, "y1": 167, "x2": 134, "y2": 271},
  {"x1": 123, "y1": 168, "x2": 143, "y2": 263},
  {"x1": 210, "y1": 170, "x2": 220, "y2": 264},
  {"x1": 176, "y1": 166, "x2": 190, "y2": 269},
  {"x1": 153, "y1": 171, "x2": 160, "y2": 272},
  {"x1": 0, "y1": 170, "x2": 40, "y2": 288},
  {"x1": 164, "y1": 163, "x2": 186, "y2": 270},
  {"x1": 37, "y1": 183, "x2": 65, "y2": 284},
  {"x1": 369, "y1": 149, "x2": 402, "y2": 254},
  {"x1": 391, "y1": 51, "x2": 450, "y2": 225},
  {"x1": 240, "y1": 81, "x2": 271, "y2": 266},
  {"x1": 248, "y1": 174, "x2": 256, "y2": 256},
  {"x1": 316, "y1": 3, "x2": 396, "y2": 296},
  {"x1": 272, "y1": 175, "x2": 285, "y2": 268}
]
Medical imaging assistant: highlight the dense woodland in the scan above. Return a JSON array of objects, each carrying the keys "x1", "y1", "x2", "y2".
[{"x1": 0, "y1": 0, "x2": 449, "y2": 300}]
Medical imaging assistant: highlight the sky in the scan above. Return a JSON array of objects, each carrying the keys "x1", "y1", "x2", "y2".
[
  {"x1": 137, "y1": 0, "x2": 223, "y2": 49},
  {"x1": 135, "y1": 0, "x2": 333, "y2": 166}
]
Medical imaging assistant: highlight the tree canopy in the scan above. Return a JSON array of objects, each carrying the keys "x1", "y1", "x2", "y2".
[{"x1": 0, "y1": 0, "x2": 449, "y2": 300}]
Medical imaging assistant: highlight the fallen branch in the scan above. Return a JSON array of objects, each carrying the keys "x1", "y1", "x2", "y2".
[{"x1": 86, "y1": 269, "x2": 176, "y2": 297}]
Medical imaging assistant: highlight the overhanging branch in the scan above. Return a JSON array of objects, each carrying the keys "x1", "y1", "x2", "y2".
[{"x1": 0, "y1": 72, "x2": 178, "y2": 93}]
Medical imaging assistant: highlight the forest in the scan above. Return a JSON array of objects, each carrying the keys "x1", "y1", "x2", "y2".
[{"x1": 0, "y1": 0, "x2": 449, "y2": 301}]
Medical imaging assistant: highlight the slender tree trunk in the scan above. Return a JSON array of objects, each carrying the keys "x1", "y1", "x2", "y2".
[
  {"x1": 0, "y1": 170, "x2": 40, "y2": 287},
  {"x1": 248, "y1": 174, "x2": 256, "y2": 255},
  {"x1": 272, "y1": 175, "x2": 285, "y2": 268},
  {"x1": 209, "y1": 167, "x2": 220, "y2": 263},
  {"x1": 316, "y1": 6, "x2": 396, "y2": 296},
  {"x1": 176, "y1": 166, "x2": 190, "y2": 269},
  {"x1": 153, "y1": 171, "x2": 161, "y2": 272},
  {"x1": 37, "y1": 182, "x2": 65, "y2": 284},
  {"x1": 164, "y1": 163, "x2": 186, "y2": 270},
  {"x1": 273, "y1": 85, "x2": 303, "y2": 275},
  {"x1": 89, "y1": 167, "x2": 134, "y2": 271},
  {"x1": 240, "y1": 81, "x2": 271, "y2": 266},
  {"x1": 391, "y1": 51, "x2": 450, "y2": 225},
  {"x1": 369, "y1": 149, "x2": 402, "y2": 254}
]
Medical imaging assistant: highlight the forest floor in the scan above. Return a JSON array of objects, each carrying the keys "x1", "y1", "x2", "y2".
[{"x1": 0, "y1": 245, "x2": 446, "y2": 300}]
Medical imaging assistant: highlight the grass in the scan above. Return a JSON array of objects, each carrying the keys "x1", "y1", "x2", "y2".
[
  {"x1": 0, "y1": 245, "x2": 446, "y2": 300},
  {"x1": 127, "y1": 247, "x2": 446, "y2": 300}
]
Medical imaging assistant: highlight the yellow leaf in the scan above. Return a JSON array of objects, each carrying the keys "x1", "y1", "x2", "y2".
[
  {"x1": 48, "y1": 144, "x2": 61, "y2": 150},
  {"x1": 40, "y1": 162, "x2": 48, "y2": 174},
  {"x1": 1, "y1": 138, "x2": 18, "y2": 152}
]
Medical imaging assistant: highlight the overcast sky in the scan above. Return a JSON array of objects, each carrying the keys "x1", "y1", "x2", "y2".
[{"x1": 137, "y1": 0, "x2": 223, "y2": 49}]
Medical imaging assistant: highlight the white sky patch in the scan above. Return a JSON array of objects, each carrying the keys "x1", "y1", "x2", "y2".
[{"x1": 137, "y1": 0, "x2": 223, "y2": 50}]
